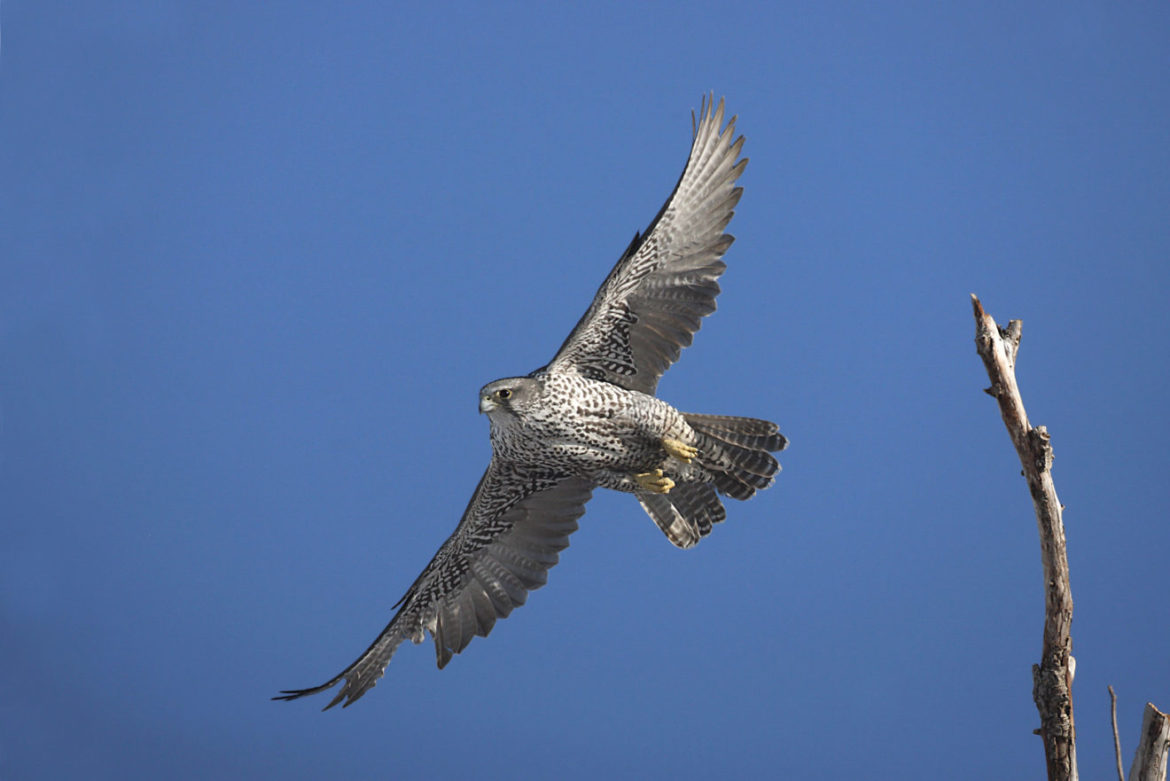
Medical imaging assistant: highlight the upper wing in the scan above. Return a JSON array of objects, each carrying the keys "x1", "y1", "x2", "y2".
[
  {"x1": 275, "y1": 460, "x2": 593, "y2": 709},
  {"x1": 546, "y1": 96, "x2": 747, "y2": 394}
]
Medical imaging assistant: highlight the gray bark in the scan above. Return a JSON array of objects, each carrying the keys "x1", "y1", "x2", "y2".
[
  {"x1": 1129, "y1": 702, "x2": 1170, "y2": 781},
  {"x1": 971, "y1": 295, "x2": 1077, "y2": 781}
]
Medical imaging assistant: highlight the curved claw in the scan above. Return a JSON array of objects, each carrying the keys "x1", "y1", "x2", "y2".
[
  {"x1": 635, "y1": 468, "x2": 675, "y2": 494},
  {"x1": 662, "y1": 437, "x2": 698, "y2": 463}
]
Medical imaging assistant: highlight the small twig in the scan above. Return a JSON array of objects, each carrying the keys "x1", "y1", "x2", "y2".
[
  {"x1": 1111, "y1": 686, "x2": 1125, "y2": 781},
  {"x1": 1129, "y1": 702, "x2": 1170, "y2": 781},
  {"x1": 971, "y1": 294, "x2": 1077, "y2": 781}
]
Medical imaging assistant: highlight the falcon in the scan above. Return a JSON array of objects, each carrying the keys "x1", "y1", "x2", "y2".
[{"x1": 277, "y1": 96, "x2": 787, "y2": 709}]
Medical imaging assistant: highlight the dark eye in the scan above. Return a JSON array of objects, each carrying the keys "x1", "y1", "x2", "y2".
[{"x1": 497, "y1": 388, "x2": 512, "y2": 400}]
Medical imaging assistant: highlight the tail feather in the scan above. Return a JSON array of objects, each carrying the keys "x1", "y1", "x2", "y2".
[
  {"x1": 638, "y1": 480, "x2": 726, "y2": 549},
  {"x1": 637, "y1": 491, "x2": 699, "y2": 548},
  {"x1": 711, "y1": 467, "x2": 767, "y2": 500},
  {"x1": 671, "y1": 480, "x2": 726, "y2": 537},
  {"x1": 636, "y1": 413, "x2": 786, "y2": 549},
  {"x1": 686, "y1": 413, "x2": 787, "y2": 500},
  {"x1": 683, "y1": 413, "x2": 788, "y2": 451}
]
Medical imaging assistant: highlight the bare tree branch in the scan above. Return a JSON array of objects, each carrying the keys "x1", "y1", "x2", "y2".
[
  {"x1": 1112, "y1": 686, "x2": 1125, "y2": 781},
  {"x1": 1129, "y1": 702, "x2": 1170, "y2": 781},
  {"x1": 971, "y1": 294, "x2": 1077, "y2": 781}
]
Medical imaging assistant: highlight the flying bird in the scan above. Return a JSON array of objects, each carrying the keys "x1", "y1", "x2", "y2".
[{"x1": 277, "y1": 96, "x2": 787, "y2": 709}]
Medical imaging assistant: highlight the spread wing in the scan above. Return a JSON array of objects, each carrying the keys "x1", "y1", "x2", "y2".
[
  {"x1": 275, "y1": 461, "x2": 593, "y2": 709},
  {"x1": 546, "y1": 95, "x2": 747, "y2": 394}
]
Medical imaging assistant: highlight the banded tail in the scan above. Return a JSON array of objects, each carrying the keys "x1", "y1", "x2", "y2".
[{"x1": 638, "y1": 413, "x2": 787, "y2": 549}]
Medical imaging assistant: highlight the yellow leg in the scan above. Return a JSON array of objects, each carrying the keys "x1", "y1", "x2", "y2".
[
  {"x1": 662, "y1": 437, "x2": 698, "y2": 463},
  {"x1": 635, "y1": 468, "x2": 675, "y2": 495}
]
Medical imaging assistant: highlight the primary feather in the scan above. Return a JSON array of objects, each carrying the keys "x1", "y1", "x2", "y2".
[{"x1": 277, "y1": 96, "x2": 786, "y2": 709}]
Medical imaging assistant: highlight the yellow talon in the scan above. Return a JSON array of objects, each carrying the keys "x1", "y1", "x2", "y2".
[
  {"x1": 635, "y1": 468, "x2": 675, "y2": 495},
  {"x1": 662, "y1": 437, "x2": 698, "y2": 463}
]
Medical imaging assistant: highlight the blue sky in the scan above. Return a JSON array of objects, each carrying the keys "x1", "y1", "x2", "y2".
[{"x1": 2, "y1": 2, "x2": 1168, "y2": 779}]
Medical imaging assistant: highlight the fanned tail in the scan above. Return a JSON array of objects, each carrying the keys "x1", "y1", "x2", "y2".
[
  {"x1": 685, "y1": 413, "x2": 787, "y2": 501},
  {"x1": 638, "y1": 414, "x2": 786, "y2": 549}
]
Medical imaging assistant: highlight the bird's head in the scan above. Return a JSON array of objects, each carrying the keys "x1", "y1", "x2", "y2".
[{"x1": 478, "y1": 377, "x2": 539, "y2": 418}]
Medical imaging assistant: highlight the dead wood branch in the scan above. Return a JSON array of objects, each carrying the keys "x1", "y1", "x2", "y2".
[
  {"x1": 1112, "y1": 686, "x2": 1126, "y2": 781},
  {"x1": 1129, "y1": 702, "x2": 1170, "y2": 781},
  {"x1": 971, "y1": 294, "x2": 1077, "y2": 781}
]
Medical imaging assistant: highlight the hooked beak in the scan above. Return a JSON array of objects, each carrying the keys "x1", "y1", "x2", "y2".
[{"x1": 479, "y1": 395, "x2": 497, "y2": 414}]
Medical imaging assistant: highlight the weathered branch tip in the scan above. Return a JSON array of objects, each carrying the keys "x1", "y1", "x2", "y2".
[
  {"x1": 971, "y1": 296, "x2": 1077, "y2": 781},
  {"x1": 1129, "y1": 702, "x2": 1170, "y2": 781},
  {"x1": 1109, "y1": 686, "x2": 1124, "y2": 781}
]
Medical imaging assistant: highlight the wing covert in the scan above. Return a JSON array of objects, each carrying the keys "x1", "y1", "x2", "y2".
[
  {"x1": 547, "y1": 95, "x2": 747, "y2": 393},
  {"x1": 275, "y1": 461, "x2": 593, "y2": 709}
]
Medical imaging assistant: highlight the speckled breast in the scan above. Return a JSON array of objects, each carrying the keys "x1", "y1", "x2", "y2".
[{"x1": 491, "y1": 371, "x2": 683, "y2": 475}]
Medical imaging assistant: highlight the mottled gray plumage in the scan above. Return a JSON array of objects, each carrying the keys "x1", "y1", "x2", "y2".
[{"x1": 277, "y1": 96, "x2": 786, "y2": 709}]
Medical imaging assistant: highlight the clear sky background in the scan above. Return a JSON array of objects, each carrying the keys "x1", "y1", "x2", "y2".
[{"x1": 3, "y1": 2, "x2": 1168, "y2": 779}]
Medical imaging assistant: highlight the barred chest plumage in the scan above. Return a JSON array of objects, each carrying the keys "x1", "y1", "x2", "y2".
[{"x1": 487, "y1": 370, "x2": 691, "y2": 477}]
